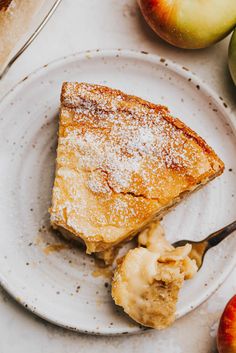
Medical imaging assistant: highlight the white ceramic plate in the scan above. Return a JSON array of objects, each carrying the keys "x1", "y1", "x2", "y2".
[{"x1": 0, "y1": 50, "x2": 235, "y2": 335}]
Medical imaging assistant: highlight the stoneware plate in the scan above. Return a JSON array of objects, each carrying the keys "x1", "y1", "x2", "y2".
[{"x1": 0, "y1": 50, "x2": 235, "y2": 335}]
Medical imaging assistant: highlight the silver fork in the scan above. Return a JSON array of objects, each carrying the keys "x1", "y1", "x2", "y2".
[
  {"x1": 0, "y1": 0, "x2": 62, "y2": 80},
  {"x1": 172, "y1": 220, "x2": 236, "y2": 270}
]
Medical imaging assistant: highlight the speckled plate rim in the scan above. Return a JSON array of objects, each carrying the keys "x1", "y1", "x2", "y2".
[{"x1": 0, "y1": 48, "x2": 235, "y2": 335}]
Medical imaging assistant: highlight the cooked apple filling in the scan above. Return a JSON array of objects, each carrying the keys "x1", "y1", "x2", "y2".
[{"x1": 111, "y1": 222, "x2": 197, "y2": 329}]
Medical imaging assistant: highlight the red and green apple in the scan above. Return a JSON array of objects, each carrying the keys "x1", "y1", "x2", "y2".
[
  {"x1": 217, "y1": 295, "x2": 236, "y2": 353},
  {"x1": 229, "y1": 29, "x2": 236, "y2": 85},
  {"x1": 138, "y1": 0, "x2": 236, "y2": 49}
]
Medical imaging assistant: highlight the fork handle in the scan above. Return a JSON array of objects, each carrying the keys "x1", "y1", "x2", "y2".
[{"x1": 206, "y1": 220, "x2": 236, "y2": 248}]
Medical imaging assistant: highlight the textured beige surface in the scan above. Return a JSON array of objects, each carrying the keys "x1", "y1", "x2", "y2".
[{"x1": 0, "y1": 0, "x2": 235, "y2": 352}]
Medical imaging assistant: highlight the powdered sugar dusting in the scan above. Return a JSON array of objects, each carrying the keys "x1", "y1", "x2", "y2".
[
  {"x1": 60, "y1": 82, "x2": 208, "y2": 196},
  {"x1": 49, "y1": 83, "x2": 222, "y2": 246}
]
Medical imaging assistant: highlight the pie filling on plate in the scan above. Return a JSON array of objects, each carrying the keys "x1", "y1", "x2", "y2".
[
  {"x1": 49, "y1": 82, "x2": 224, "y2": 329},
  {"x1": 112, "y1": 221, "x2": 197, "y2": 329}
]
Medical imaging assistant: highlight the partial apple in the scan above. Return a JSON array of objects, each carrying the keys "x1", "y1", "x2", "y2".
[
  {"x1": 229, "y1": 29, "x2": 236, "y2": 85},
  {"x1": 217, "y1": 295, "x2": 236, "y2": 353},
  {"x1": 138, "y1": 0, "x2": 236, "y2": 49}
]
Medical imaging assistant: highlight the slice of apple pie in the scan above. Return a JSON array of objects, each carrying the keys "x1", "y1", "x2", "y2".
[{"x1": 50, "y1": 82, "x2": 224, "y2": 254}]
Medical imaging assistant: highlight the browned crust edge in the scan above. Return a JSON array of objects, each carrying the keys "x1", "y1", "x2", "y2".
[
  {"x1": 52, "y1": 82, "x2": 225, "y2": 253},
  {"x1": 60, "y1": 82, "x2": 224, "y2": 172}
]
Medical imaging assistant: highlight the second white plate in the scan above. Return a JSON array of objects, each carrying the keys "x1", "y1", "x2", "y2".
[{"x1": 0, "y1": 49, "x2": 235, "y2": 335}]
